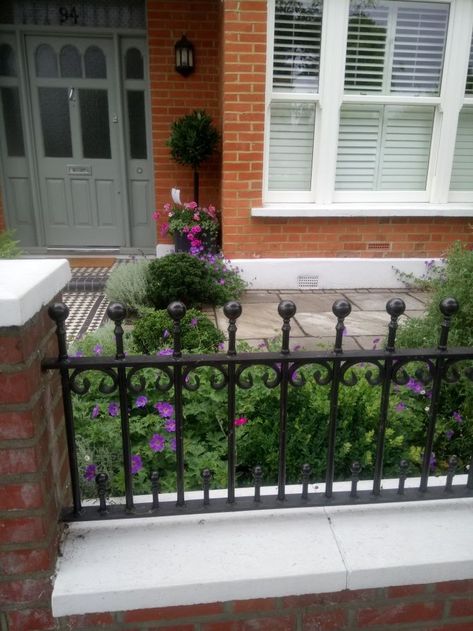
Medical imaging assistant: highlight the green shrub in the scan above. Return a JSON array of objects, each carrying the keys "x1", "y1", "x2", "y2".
[
  {"x1": 69, "y1": 322, "x2": 136, "y2": 356},
  {"x1": 146, "y1": 252, "x2": 247, "y2": 308},
  {"x1": 167, "y1": 110, "x2": 219, "y2": 171},
  {"x1": 0, "y1": 230, "x2": 21, "y2": 258},
  {"x1": 146, "y1": 253, "x2": 215, "y2": 308},
  {"x1": 132, "y1": 307, "x2": 224, "y2": 354},
  {"x1": 105, "y1": 260, "x2": 150, "y2": 313},
  {"x1": 397, "y1": 242, "x2": 473, "y2": 348}
]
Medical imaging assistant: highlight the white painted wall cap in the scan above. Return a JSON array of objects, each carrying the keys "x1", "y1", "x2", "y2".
[{"x1": 0, "y1": 259, "x2": 71, "y2": 327}]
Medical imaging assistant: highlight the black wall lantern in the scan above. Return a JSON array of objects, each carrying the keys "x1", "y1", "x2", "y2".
[{"x1": 175, "y1": 35, "x2": 195, "y2": 77}]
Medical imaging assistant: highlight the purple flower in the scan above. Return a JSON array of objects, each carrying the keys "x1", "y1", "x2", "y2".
[
  {"x1": 163, "y1": 329, "x2": 170, "y2": 339},
  {"x1": 445, "y1": 429, "x2": 454, "y2": 440},
  {"x1": 155, "y1": 401, "x2": 175, "y2": 418},
  {"x1": 452, "y1": 411, "x2": 463, "y2": 424},
  {"x1": 74, "y1": 349, "x2": 84, "y2": 358},
  {"x1": 91, "y1": 404, "x2": 100, "y2": 419},
  {"x1": 84, "y1": 464, "x2": 97, "y2": 481},
  {"x1": 372, "y1": 337, "x2": 380, "y2": 350},
  {"x1": 149, "y1": 433, "x2": 165, "y2": 452},
  {"x1": 169, "y1": 438, "x2": 176, "y2": 452},
  {"x1": 157, "y1": 348, "x2": 173, "y2": 356},
  {"x1": 131, "y1": 454, "x2": 143, "y2": 474},
  {"x1": 164, "y1": 418, "x2": 176, "y2": 432},
  {"x1": 108, "y1": 402, "x2": 119, "y2": 417},
  {"x1": 219, "y1": 279, "x2": 225, "y2": 285},
  {"x1": 395, "y1": 402, "x2": 407, "y2": 412},
  {"x1": 406, "y1": 378, "x2": 423, "y2": 394},
  {"x1": 218, "y1": 342, "x2": 225, "y2": 351},
  {"x1": 429, "y1": 452, "x2": 436, "y2": 471},
  {"x1": 93, "y1": 344, "x2": 103, "y2": 356},
  {"x1": 190, "y1": 317, "x2": 198, "y2": 328},
  {"x1": 135, "y1": 395, "x2": 148, "y2": 408},
  {"x1": 342, "y1": 327, "x2": 348, "y2": 337},
  {"x1": 292, "y1": 344, "x2": 302, "y2": 352}
]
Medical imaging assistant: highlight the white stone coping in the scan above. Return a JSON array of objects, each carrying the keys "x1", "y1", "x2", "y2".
[
  {"x1": 52, "y1": 476, "x2": 473, "y2": 617},
  {"x1": 251, "y1": 204, "x2": 473, "y2": 218},
  {"x1": 0, "y1": 259, "x2": 71, "y2": 327}
]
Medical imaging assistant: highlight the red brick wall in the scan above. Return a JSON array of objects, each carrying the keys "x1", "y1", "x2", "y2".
[
  {"x1": 148, "y1": 0, "x2": 222, "y2": 246},
  {"x1": 52, "y1": 580, "x2": 473, "y2": 630},
  {"x1": 0, "y1": 300, "x2": 70, "y2": 631},
  {"x1": 219, "y1": 0, "x2": 473, "y2": 259}
]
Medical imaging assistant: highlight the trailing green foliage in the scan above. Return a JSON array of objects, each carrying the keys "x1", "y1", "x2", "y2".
[
  {"x1": 0, "y1": 230, "x2": 21, "y2": 258},
  {"x1": 104, "y1": 260, "x2": 150, "y2": 313},
  {"x1": 132, "y1": 308, "x2": 224, "y2": 354}
]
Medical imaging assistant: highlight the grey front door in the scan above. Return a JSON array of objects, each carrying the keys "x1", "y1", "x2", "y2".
[{"x1": 26, "y1": 35, "x2": 124, "y2": 247}]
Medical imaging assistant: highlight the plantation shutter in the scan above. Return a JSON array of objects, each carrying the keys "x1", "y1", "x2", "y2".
[
  {"x1": 466, "y1": 34, "x2": 473, "y2": 95},
  {"x1": 272, "y1": 0, "x2": 323, "y2": 92},
  {"x1": 390, "y1": 3, "x2": 449, "y2": 95},
  {"x1": 268, "y1": 102, "x2": 315, "y2": 190},
  {"x1": 335, "y1": 104, "x2": 434, "y2": 190},
  {"x1": 344, "y1": 5, "x2": 389, "y2": 93},
  {"x1": 450, "y1": 106, "x2": 473, "y2": 191},
  {"x1": 344, "y1": 1, "x2": 449, "y2": 96}
]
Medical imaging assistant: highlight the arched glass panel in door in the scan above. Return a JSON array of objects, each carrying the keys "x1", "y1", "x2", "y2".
[
  {"x1": 84, "y1": 46, "x2": 106, "y2": 78},
  {"x1": 125, "y1": 47, "x2": 143, "y2": 79},
  {"x1": 35, "y1": 44, "x2": 58, "y2": 77},
  {"x1": 60, "y1": 45, "x2": 82, "y2": 77}
]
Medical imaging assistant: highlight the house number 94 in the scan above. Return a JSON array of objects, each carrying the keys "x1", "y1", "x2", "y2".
[{"x1": 59, "y1": 7, "x2": 79, "y2": 25}]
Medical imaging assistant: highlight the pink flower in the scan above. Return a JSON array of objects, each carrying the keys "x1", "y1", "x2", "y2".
[
  {"x1": 191, "y1": 225, "x2": 201, "y2": 234},
  {"x1": 160, "y1": 222, "x2": 169, "y2": 236},
  {"x1": 206, "y1": 205, "x2": 217, "y2": 219},
  {"x1": 193, "y1": 213, "x2": 200, "y2": 221},
  {"x1": 152, "y1": 211, "x2": 160, "y2": 221},
  {"x1": 234, "y1": 417, "x2": 248, "y2": 427},
  {"x1": 163, "y1": 203, "x2": 171, "y2": 212},
  {"x1": 188, "y1": 201, "x2": 198, "y2": 209}
]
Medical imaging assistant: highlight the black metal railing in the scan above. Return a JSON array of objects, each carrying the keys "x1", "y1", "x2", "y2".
[{"x1": 42, "y1": 297, "x2": 473, "y2": 521}]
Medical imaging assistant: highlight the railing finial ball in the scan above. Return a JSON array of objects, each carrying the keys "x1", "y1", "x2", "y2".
[
  {"x1": 386, "y1": 297, "x2": 406, "y2": 317},
  {"x1": 332, "y1": 299, "x2": 351, "y2": 319},
  {"x1": 278, "y1": 300, "x2": 296, "y2": 319},
  {"x1": 439, "y1": 297, "x2": 459, "y2": 317},
  {"x1": 48, "y1": 302, "x2": 70, "y2": 322},
  {"x1": 167, "y1": 301, "x2": 186, "y2": 320},
  {"x1": 107, "y1": 302, "x2": 127, "y2": 322},
  {"x1": 223, "y1": 301, "x2": 242, "y2": 320}
]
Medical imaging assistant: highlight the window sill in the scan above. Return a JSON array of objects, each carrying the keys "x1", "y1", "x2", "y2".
[
  {"x1": 251, "y1": 204, "x2": 473, "y2": 218},
  {"x1": 52, "y1": 476, "x2": 473, "y2": 617}
]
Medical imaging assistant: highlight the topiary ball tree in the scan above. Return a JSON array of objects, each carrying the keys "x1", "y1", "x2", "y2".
[{"x1": 167, "y1": 110, "x2": 219, "y2": 204}]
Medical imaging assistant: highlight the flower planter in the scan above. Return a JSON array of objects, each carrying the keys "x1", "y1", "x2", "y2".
[{"x1": 174, "y1": 230, "x2": 218, "y2": 254}]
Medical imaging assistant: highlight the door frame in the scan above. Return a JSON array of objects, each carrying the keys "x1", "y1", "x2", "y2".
[{"x1": 0, "y1": 23, "x2": 154, "y2": 253}]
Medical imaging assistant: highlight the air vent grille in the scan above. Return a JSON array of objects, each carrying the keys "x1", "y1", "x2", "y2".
[
  {"x1": 297, "y1": 274, "x2": 319, "y2": 289},
  {"x1": 367, "y1": 242, "x2": 390, "y2": 250}
]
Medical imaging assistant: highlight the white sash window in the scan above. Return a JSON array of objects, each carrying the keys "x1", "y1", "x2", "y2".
[{"x1": 264, "y1": 0, "x2": 473, "y2": 212}]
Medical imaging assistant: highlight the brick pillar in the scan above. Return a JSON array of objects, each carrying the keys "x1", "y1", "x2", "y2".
[{"x1": 0, "y1": 260, "x2": 71, "y2": 630}]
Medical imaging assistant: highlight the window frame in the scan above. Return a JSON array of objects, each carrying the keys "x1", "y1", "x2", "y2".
[{"x1": 263, "y1": 0, "x2": 473, "y2": 210}]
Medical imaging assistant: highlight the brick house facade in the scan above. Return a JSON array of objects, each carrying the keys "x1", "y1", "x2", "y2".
[{"x1": 0, "y1": 0, "x2": 472, "y2": 261}]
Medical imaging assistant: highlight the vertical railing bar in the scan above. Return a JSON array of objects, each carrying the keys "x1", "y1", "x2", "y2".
[
  {"x1": 326, "y1": 300, "x2": 351, "y2": 498},
  {"x1": 151, "y1": 471, "x2": 159, "y2": 510},
  {"x1": 467, "y1": 455, "x2": 473, "y2": 490},
  {"x1": 48, "y1": 303, "x2": 82, "y2": 516},
  {"x1": 224, "y1": 302, "x2": 242, "y2": 504},
  {"x1": 420, "y1": 299, "x2": 458, "y2": 493},
  {"x1": 107, "y1": 303, "x2": 134, "y2": 512},
  {"x1": 254, "y1": 466, "x2": 262, "y2": 502},
  {"x1": 168, "y1": 302, "x2": 186, "y2": 506},
  {"x1": 398, "y1": 460, "x2": 408, "y2": 495},
  {"x1": 202, "y1": 469, "x2": 211, "y2": 506},
  {"x1": 373, "y1": 299, "x2": 405, "y2": 496},
  {"x1": 445, "y1": 455, "x2": 457, "y2": 493},
  {"x1": 277, "y1": 301, "x2": 296, "y2": 501}
]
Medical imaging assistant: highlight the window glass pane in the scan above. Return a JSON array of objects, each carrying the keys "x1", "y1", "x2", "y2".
[
  {"x1": 345, "y1": 4, "x2": 389, "y2": 93},
  {"x1": 127, "y1": 90, "x2": 147, "y2": 159},
  {"x1": 1, "y1": 87, "x2": 25, "y2": 156},
  {"x1": 345, "y1": 1, "x2": 449, "y2": 96},
  {"x1": 125, "y1": 47, "x2": 144, "y2": 79},
  {"x1": 79, "y1": 89, "x2": 111, "y2": 159},
  {"x1": 84, "y1": 46, "x2": 106, "y2": 78},
  {"x1": 466, "y1": 35, "x2": 473, "y2": 95},
  {"x1": 450, "y1": 106, "x2": 473, "y2": 191},
  {"x1": 268, "y1": 102, "x2": 315, "y2": 190},
  {"x1": 60, "y1": 45, "x2": 82, "y2": 77},
  {"x1": 38, "y1": 87, "x2": 72, "y2": 157},
  {"x1": 0, "y1": 43, "x2": 16, "y2": 76},
  {"x1": 35, "y1": 44, "x2": 58, "y2": 78},
  {"x1": 335, "y1": 104, "x2": 434, "y2": 190},
  {"x1": 272, "y1": 0, "x2": 323, "y2": 93}
]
